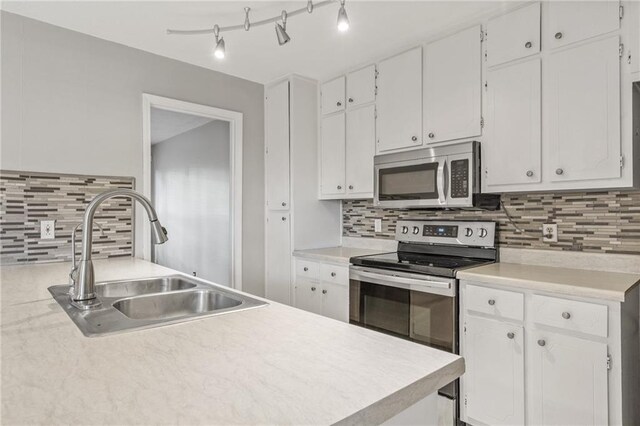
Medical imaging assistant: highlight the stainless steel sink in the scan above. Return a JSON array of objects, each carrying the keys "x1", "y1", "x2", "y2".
[
  {"x1": 113, "y1": 290, "x2": 242, "y2": 320},
  {"x1": 96, "y1": 276, "x2": 196, "y2": 298},
  {"x1": 48, "y1": 275, "x2": 268, "y2": 337}
]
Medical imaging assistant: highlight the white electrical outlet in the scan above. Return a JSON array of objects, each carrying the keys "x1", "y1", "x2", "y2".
[
  {"x1": 40, "y1": 220, "x2": 56, "y2": 239},
  {"x1": 542, "y1": 223, "x2": 558, "y2": 243},
  {"x1": 374, "y1": 219, "x2": 382, "y2": 233}
]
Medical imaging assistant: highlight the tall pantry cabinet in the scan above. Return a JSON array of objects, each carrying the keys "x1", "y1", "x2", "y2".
[{"x1": 264, "y1": 76, "x2": 341, "y2": 305}]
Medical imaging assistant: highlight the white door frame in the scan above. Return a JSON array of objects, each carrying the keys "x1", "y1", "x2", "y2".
[{"x1": 142, "y1": 94, "x2": 243, "y2": 290}]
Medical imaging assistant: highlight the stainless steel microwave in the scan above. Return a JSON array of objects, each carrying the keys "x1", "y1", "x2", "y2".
[{"x1": 373, "y1": 141, "x2": 499, "y2": 209}]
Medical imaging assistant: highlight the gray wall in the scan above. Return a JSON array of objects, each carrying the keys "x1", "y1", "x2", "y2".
[
  {"x1": 0, "y1": 11, "x2": 265, "y2": 296},
  {"x1": 152, "y1": 119, "x2": 231, "y2": 286}
]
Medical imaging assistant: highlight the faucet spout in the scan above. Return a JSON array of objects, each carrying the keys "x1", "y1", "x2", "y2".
[{"x1": 72, "y1": 189, "x2": 168, "y2": 309}]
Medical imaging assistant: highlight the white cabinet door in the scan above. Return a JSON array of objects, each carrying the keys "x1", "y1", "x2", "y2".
[
  {"x1": 321, "y1": 76, "x2": 346, "y2": 115},
  {"x1": 265, "y1": 211, "x2": 291, "y2": 305},
  {"x1": 547, "y1": 1, "x2": 620, "y2": 49},
  {"x1": 347, "y1": 64, "x2": 376, "y2": 108},
  {"x1": 485, "y1": 58, "x2": 541, "y2": 187},
  {"x1": 294, "y1": 277, "x2": 322, "y2": 315},
  {"x1": 545, "y1": 36, "x2": 621, "y2": 182},
  {"x1": 346, "y1": 105, "x2": 375, "y2": 198},
  {"x1": 320, "y1": 113, "x2": 346, "y2": 197},
  {"x1": 464, "y1": 316, "x2": 525, "y2": 426},
  {"x1": 424, "y1": 25, "x2": 481, "y2": 144},
  {"x1": 321, "y1": 281, "x2": 349, "y2": 322},
  {"x1": 530, "y1": 331, "x2": 608, "y2": 426},
  {"x1": 487, "y1": 3, "x2": 540, "y2": 67},
  {"x1": 376, "y1": 47, "x2": 423, "y2": 152},
  {"x1": 265, "y1": 80, "x2": 290, "y2": 210}
]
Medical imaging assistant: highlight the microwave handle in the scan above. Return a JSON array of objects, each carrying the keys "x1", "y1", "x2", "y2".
[{"x1": 437, "y1": 159, "x2": 447, "y2": 204}]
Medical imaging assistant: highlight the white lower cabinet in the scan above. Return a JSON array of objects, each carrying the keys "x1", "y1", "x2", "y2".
[
  {"x1": 530, "y1": 330, "x2": 608, "y2": 426},
  {"x1": 293, "y1": 257, "x2": 349, "y2": 322},
  {"x1": 464, "y1": 316, "x2": 524, "y2": 426},
  {"x1": 460, "y1": 280, "x2": 638, "y2": 426}
]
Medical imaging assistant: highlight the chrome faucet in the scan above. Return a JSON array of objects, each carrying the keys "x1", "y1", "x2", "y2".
[
  {"x1": 71, "y1": 189, "x2": 168, "y2": 310},
  {"x1": 69, "y1": 221, "x2": 105, "y2": 296}
]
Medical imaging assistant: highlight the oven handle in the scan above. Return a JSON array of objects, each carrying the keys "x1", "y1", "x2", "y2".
[
  {"x1": 350, "y1": 266, "x2": 455, "y2": 296},
  {"x1": 437, "y1": 158, "x2": 447, "y2": 204}
]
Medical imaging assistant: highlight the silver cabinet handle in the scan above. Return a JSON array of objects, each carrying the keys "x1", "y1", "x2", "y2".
[
  {"x1": 538, "y1": 339, "x2": 546, "y2": 347},
  {"x1": 507, "y1": 332, "x2": 515, "y2": 339},
  {"x1": 526, "y1": 170, "x2": 534, "y2": 177},
  {"x1": 337, "y1": 185, "x2": 342, "y2": 190},
  {"x1": 348, "y1": 185, "x2": 354, "y2": 190},
  {"x1": 555, "y1": 32, "x2": 563, "y2": 40},
  {"x1": 311, "y1": 286, "x2": 316, "y2": 291},
  {"x1": 322, "y1": 289, "x2": 328, "y2": 294},
  {"x1": 556, "y1": 168, "x2": 564, "y2": 175},
  {"x1": 348, "y1": 97, "x2": 354, "y2": 103},
  {"x1": 428, "y1": 132, "x2": 435, "y2": 139},
  {"x1": 337, "y1": 101, "x2": 342, "y2": 107},
  {"x1": 331, "y1": 272, "x2": 336, "y2": 277},
  {"x1": 562, "y1": 312, "x2": 571, "y2": 319},
  {"x1": 282, "y1": 202, "x2": 287, "y2": 207},
  {"x1": 303, "y1": 267, "x2": 308, "y2": 272},
  {"x1": 488, "y1": 299, "x2": 496, "y2": 306},
  {"x1": 411, "y1": 136, "x2": 418, "y2": 142},
  {"x1": 525, "y1": 41, "x2": 532, "y2": 48},
  {"x1": 281, "y1": 216, "x2": 287, "y2": 221}
]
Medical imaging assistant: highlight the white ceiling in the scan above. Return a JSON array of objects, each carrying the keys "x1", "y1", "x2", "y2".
[
  {"x1": 150, "y1": 108, "x2": 214, "y2": 144},
  {"x1": 1, "y1": 1, "x2": 513, "y2": 84}
]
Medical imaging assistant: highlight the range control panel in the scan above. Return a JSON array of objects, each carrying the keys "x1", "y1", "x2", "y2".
[{"x1": 395, "y1": 220, "x2": 496, "y2": 248}]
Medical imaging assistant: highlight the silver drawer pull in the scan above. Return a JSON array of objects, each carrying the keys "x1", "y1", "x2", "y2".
[
  {"x1": 562, "y1": 311, "x2": 571, "y2": 319},
  {"x1": 322, "y1": 289, "x2": 327, "y2": 294},
  {"x1": 303, "y1": 267, "x2": 308, "y2": 272},
  {"x1": 488, "y1": 299, "x2": 496, "y2": 306},
  {"x1": 507, "y1": 332, "x2": 515, "y2": 339},
  {"x1": 525, "y1": 41, "x2": 532, "y2": 48},
  {"x1": 331, "y1": 272, "x2": 336, "y2": 277},
  {"x1": 538, "y1": 339, "x2": 546, "y2": 347},
  {"x1": 311, "y1": 286, "x2": 316, "y2": 291}
]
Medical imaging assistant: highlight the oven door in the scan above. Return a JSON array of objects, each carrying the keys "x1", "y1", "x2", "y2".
[
  {"x1": 374, "y1": 156, "x2": 447, "y2": 208},
  {"x1": 349, "y1": 266, "x2": 457, "y2": 353}
]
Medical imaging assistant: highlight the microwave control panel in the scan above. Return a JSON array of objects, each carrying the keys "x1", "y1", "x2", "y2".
[{"x1": 450, "y1": 159, "x2": 469, "y2": 198}]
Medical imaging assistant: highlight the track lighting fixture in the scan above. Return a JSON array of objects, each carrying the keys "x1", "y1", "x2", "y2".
[
  {"x1": 337, "y1": 0, "x2": 350, "y2": 32},
  {"x1": 213, "y1": 24, "x2": 225, "y2": 59},
  {"x1": 275, "y1": 10, "x2": 291, "y2": 46},
  {"x1": 167, "y1": 0, "x2": 352, "y2": 58}
]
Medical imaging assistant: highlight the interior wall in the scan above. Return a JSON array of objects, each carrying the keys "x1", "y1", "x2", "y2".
[
  {"x1": 152, "y1": 119, "x2": 231, "y2": 286},
  {"x1": 0, "y1": 11, "x2": 265, "y2": 296}
]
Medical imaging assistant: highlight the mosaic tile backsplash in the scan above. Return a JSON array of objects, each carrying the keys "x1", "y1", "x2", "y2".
[
  {"x1": 343, "y1": 191, "x2": 640, "y2": 255},
  {"x1": 0, "y1": 170, "x2": 134, "y2": 265}
]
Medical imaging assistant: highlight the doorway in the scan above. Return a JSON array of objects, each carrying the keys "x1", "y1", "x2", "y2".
[{"x1": 142, "y1": 95, "x2": 243, "y2": 289}]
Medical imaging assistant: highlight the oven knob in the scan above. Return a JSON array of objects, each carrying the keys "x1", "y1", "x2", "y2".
[
  {"x1": 465, "y1": 228, "x2": 473, "y2": 237},
  {"x1": 478, "y1": 228, "x2": 488, "y2": 238},
  {"x1": 401, "y1": 226, "x2": 409, "y2": 234},
  {"x1": 412, "y1": 226, "x2": 420, "y2": 235}
]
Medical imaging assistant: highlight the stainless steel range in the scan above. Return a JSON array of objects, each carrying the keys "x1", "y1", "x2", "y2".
[{"x1": 349, "y1": 220, "x2": 497, "y2": 425}]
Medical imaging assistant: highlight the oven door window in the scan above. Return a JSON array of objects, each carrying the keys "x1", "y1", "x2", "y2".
[
  {"x1": 410, "y1": 291, "x2": 455, "y2": 352},
  {"x1": 378, "y1": 162, "x2": 439, "y2": 201}
]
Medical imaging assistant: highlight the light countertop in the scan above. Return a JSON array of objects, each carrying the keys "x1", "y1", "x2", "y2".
[
  {"x1": 1, "y1": 258, "x2": 463, "y2": 425},
  {"x1": 458, "y1": 262, "x2": 640, "y2": 302},
  {"x1": 292, "y1": 246, "x2": 388, "y2": 264}
]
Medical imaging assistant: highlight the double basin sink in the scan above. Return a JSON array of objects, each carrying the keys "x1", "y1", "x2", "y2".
[{"x1": 48, "y1": 275, "x2": 268, "y2": 337}]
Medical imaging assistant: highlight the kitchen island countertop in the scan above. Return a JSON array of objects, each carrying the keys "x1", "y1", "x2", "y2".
[{"x1": 1, "y1": 258, "x2": 463, "y2": 425}]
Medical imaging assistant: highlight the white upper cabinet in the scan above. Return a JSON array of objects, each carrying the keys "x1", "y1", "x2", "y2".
[
  {"x1": 544, "y1": 36, "x2": 621, "y2": 183},
  {"x1": 376, "y1": 47, "x2": 423, "y2": 152},
  {"x1": 345, "y1": 105, "x2": 375, "y2": 197},
  {"x1": 546, "y1": 1, "x2": 620, "y2": 49},
  {"x1": 320, "y1": 113, "x2": 346, "y2": 197},
  {"x1": 424, "y1": 25, "x2": 482, "y2": 144},
  {"x1": 347, "y1": 65, "x2": 376, "y2": 108},
  {"x1": 485, "y1": 58, "x2": 541, "y2": 188},
  {"x1": 321, "y1": 76, "x2": 345, "y2": 115},
  {"x1": 265, "y1": 80, "x2": 290, "y2": 210},
  {"x1": 487, "y1": 3, "x2": 540, "y2": 67},
  {"x1": 464, "y1": 316, "x2": 525, "y2": 426},
  {"x1": 530, "y1": 331, "x2": 608, "y2": 426}
]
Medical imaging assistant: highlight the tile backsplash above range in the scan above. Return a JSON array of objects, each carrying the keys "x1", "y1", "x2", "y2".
[
  {"x1": 0, "y1": 170, "x2": 134, "y2": 265},
  {"x1": 343, "y1": 190, "x2": 640, "y2": 255}
]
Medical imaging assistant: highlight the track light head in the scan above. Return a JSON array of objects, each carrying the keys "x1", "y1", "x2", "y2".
[
  {"x1": 213, "y1": 24, "x2": 225, "y2": 59},
  {"x1": 337, "y1": 0, "x2": 349, "y2": 32},
  {"x1": 275, "y1": 10, "x2": 291, "y2": 45}
]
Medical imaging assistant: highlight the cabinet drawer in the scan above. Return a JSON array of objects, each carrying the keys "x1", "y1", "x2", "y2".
[
  {"x1": 466, "y1": 285, "x2": 524, "y2": 321},
  {"x1": 295, "y1": 260, "x2": 320, "y2": 280},
  {"x1": 320, "y1": 264, "x2": 349, "y2": 285},
  {"x1": 532, "y1": 295, "x2": 608, "y2": 338}
]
